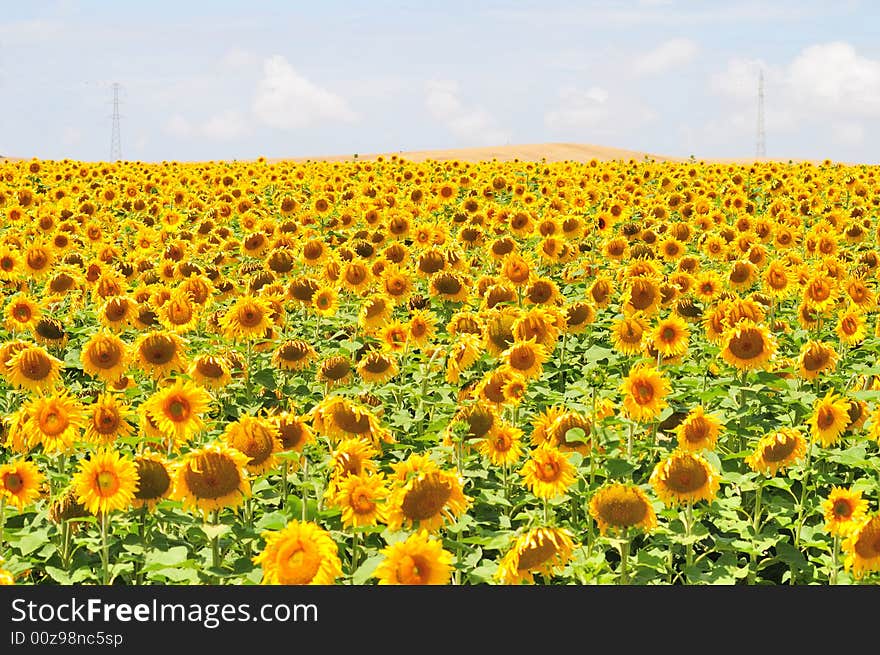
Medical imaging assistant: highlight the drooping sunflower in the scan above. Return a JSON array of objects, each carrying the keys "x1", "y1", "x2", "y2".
[
  {"x1": 131, "y1": 451, "x2": 173, "y2": 510},
  {"x1": 328, "y1": 471, "x2": 389, "y2": 529},
  {"x1": 358, "y1": 294, "x2": 394, "y2": 333},
  {"x1": 649, "y1": 451, "x2": 721, "y2": 507},
  {"x1": 822, "y1": 486, "x2": 869, "y2": 538},
  {"x1": 142, "y1": 379, "x2": 212, "y2": 446},
  {"x1": 5, "y1": 344, "x2": 63, "y2": 393},
  {"x1": 157, "y1": 288, "x2": 200, "y2": 333},
  {"x1": 564, "y1": 301, "x2": 596, "y2": 334},
  {"x1": 386, "y1": 454, "x2": 470, "y2": 532},
  {"x1": 378, "y1": 320, "x2": 410, "y2": 353},
  {"x1": 310, "y1": 395, "x2": 392, "y2": 447},
  {"x1": 272, "y1": 339, "x2": 317, "y2": 372},
  {"x1": 622, "y1": 276, "x2": 662, "y2": 316},
  {"x1": 223, "y1": 414, "x2": 282, "y2": 475},
  {"x1": 620, "y1": 364, "x2": 670, "y2": 423},
  {"x1": 72, "y1": 448, "x2": 139, "y2": 515},
  {"x1": 610, "y1": 315, "x2": 648, "y2": 356},
  {"x1": 133, "y1": 330, "x2": 187, "y2": 380},
  {"x1": 356, "y1": 350, "x2": 399, "y2": 384},
  {"x1": 84, "y1": 392, "x2": 134, "y2": 446},
  {"x1": 317, "y1": 355, "x2": 353, "y2": 387},
  {"x1": 188, "y1": 353, "x2": 233, "y2": 389},
  {"x1": 519, "y1": 444, "x2": 577, "y2": 500},
  {"x1": 220, "y1": 294, "x2": 275, "y2": 341},
  {"x1": 588, "y1": 483, "x2": 658, "y2": 536},
  {"x1": 254, "y1": 520, "x2": 343, "y2": 585},
  {"x1": 809, "y1": 391, "x2": 852, "y2": 448},
  {"x1": 797, "y1": 340, "x2": 838, "y2": 381},
  {"x1": 674, "y1": 406, "x2": 723, "y2": 452},
  {"x1": 0, "y1": 459, "x2": 44, "y2": 510},
  {"x1": 842, "y1": 513, "x2": 880, "y2": 580},
  {"x1": 325, "y1": 437, "x2": 380, "y2": 498},
  {"x1": 374, "y1": 530, "x2": 454, "y2": 585},
  {"x1": 720, "y1": 320, "x2": 777, "y2": 371},
  {"x1": 273, "y1": 411, "x2": 315, "y2": 453},
  {"x1": 445, "y1": 333, "x2": 482, "y2": 384},
  {"x1": 649, "y1": 314, "x2": 690, "y2": 358},
  {"x1": 835, "y1": 306, "x2": 867, "y2": 345},
  {"x1": 495, "y1": 526, "x2": 576, "y2": 585},
  {"x1": 172, "y1": 442, "x2": 251, "y2": 513},
  {"x1": 745, "y1": 427, "x2": 808, "y2": 476}
]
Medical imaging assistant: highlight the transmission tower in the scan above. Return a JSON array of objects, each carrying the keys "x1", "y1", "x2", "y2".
[
  {"x1": 110, "y1": 82, "x2": 122, "y2": 161},
  {"x1": 755, "y1": 70, "x2": 766, "y2": 158}
]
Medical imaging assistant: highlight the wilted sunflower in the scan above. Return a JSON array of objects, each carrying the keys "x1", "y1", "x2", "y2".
[
  {"x1": 158, "y1": 288, "x2": 200, "y2": 333},
  {"x1": 5, "y1": 344, "x2": 63, "y2": 393},
  {"x1": 317, "y1": 354, "x2": 353, "y2": 387},
  {"x1": 142, "y1": 378, "x2": 212, "y2": 446},
  {"x1": 133, "y1": 330, "x2": 187, "y2": 380},
  {"x1": 520, "y1": 444, "x2": 577, "y2": 500},
  {"x1": 220, "y1": 294, "x2": 275, "y2": 340},
  {"x1": 842, "y1": 513, "x2": 880, "y2": 580},
  {"x1": 649, "y1": 451, "x2": 720, "y2": 507},
  {"x1": 809, "y1": 392, "x2": 851, "y2": 448},
  {"x1": 502, "y1": 338, "x2": 548, "y2": 380},
  {"x1": 445, "y1": 333, "x2": 482, "y2": 384},
  {"x1": 254, "y1": 520, "x2": 343, "y2": 585},
  {"x1": 132, "y1": 451, "x2": 173, "y2": 510},
  {"x1": 72, "y1": 448, "x2": 139, "y2": 515},
  {"x1": 84, "y1": 392, "x2": 134, "y2": 445},
  {"x1": 620, "y1": 364, "x2": 670, "y2": 423},
  {"x1": 328, "y1": 471, "x2": 389, "y2": 529},
  {"x1": 797, "y1": 340, "x2": 838, "y2": 381},
  {"x1": 0, "y1": 459, "x2": 44, "y2": 510},
  {"x1": 374, "y1": 530, "x2": 454, "y2": 585},
  {"x1": 272, "y1": 339, "x2": 317, "y2": 372},
  {"x1": 310, "y1": 395, "x2": 391, "y2": 447},
  {"x1": 356, "y1": 350, "x2": 399, "y2": 384},
  {"x1": 674, "y1": 406, "x2": 723, "y2": 452},
  {"x1": 745, "y1": 427, "x2": 807, "y2": 476},
  {"x1": 720, "y1": 320, "x2": 776, "y2": 371},
  {"x1": 564, "y1": 301, "x2": 596, "y2": 334},
  {"x1": 223, "y1": 414, "x2": 281, "y2": 475},
  {"x1": 386, "y1": 454, "x2": 470, "y2": 532},
  {"x1": 822, "y1": 487, "x2": 868, "y2": 537},
  {"x1": 172, "y1": 442, "x2": 251, "y2": 513},
  {"x1": 495, "y1": 526, "x2": 576, "y2": 585},
  {"x1": 188, "y1": 353, "x2": 233, "y2": 389},
  {"x1": 589, "y1": 483, "x2": 657, "y2": 535}
]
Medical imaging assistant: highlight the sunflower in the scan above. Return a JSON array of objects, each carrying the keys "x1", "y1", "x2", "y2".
[
  {"x1": 649, "y1": 314, "x2": 690, "y2": 358},
  {"x1": 374, "y1": 530, "x2": 454, "y2": 585},
  {"x1": 835, "y1": 307, "x2": 867, "y2": 345},
  {"x1": 328, "y1": 471, "x2": 389, "y2": 529},
  {"x1": 588, "y1": 483, "x2": 658, "y2": 536},
  {"x1": 610, "y1": 315, "x2": 648, "y2": 355},
  {"x1": 649, "y1": 451, "x2": 720, "y2": 507},
  {"x1": 429, "y1": 271, "x2": 469, "y2": 303},
  {"x1": 20, "y1": 391, "x2": 84, "y2": 454},
  {"x1": 273, "y1": 411, "x2": 315, "y2": 453},
  {"x1": 379, "y1": 320, "x2": 410, "y2": 353},
  {"x1": 311, "y1": 285, "x2": 339, "y2": 317},
  {"x1": 674, "y1": 406, "x2": 723, "y2": 452},
  {"x1": 356, "y1": 350, "x2": 399, "y2": 384},
  {"x1": 5, "y1": 344, "x2": 63, "y2": 393},
  {"x1": 340, "y1": 261, "x2": 372, "y2": 295},
  {"x1": 822, "y1": 487, "x2": 868, "y2": 537},
  {"x1": 220, "y1": 294, "x2": 275, "y2": 340},
  {"x1": 500, "y1": 252, "x2": 532, "y2": 287},
  {"x1": 254, "y1": 520, "x2": 343, "y2": 585},
  {"x1": 809, "y1": 391, "x2": 852, "y2": 448},
  {"x1": 317, "y1": 355, "x2": 353, "y2": 387},
  {"x1": 188, "y1": 353, "x2": 233, "y2": 389},
  {"x1": 512, "y1": 307, "x2": 563, "y2": 349},
  {"x1": 133, "y1": 330, "x2": 187, "y2": 380},
  {"x1": 0, "y1": 459, "x2": 44, "y2": 510},
  {"x1": 172, "y1": 442, "x2": 251, "y2": 513},
  {"x1": 84, "y1": 392, "x2": 134, "y2": 446},
  {"x1": 222, "y1": 414, "x2": 281, "y2": 475},
  {"x1": 132, "y1": 451, "x2": 173, "y2": 510},
  {"x1": 520, "y1": 444, "x2": 577, "y2": 500},
  {"x1": 745, "y1": 428, "x2": 808, "y2": 476},
  {"x1": 272, "y1": 339, "x2": 317, "y2": 372},
  {"x1": 407, "y1": 308, "x2": 437, "y2": 348},
  {"x1": 158, "y1": 288, "x2": 200, "y2": 333},
  {"x1": 477, "y1": 423, "x2": 525, "y2": 467},
  {"x1": 72, "y1": 448, "x2": 139, "y2": 515},
  {"x1": 842, "y1": 514, "x2": 880, "y2": 580},
  {"x1": 386, "y1": 455, "x2": 470, "y2": 532},
  {"x1": 720, "y1": 320, "x2": 777, "y2": 371},
  {"x1": 358, "y1": 294, "x2": 394, "y2": 332},
  {"x1": 622, "y1": 277, "x2": 662, "y2": 316},
  {"x1": 797, "y1": 340, "x2": 838, "y2": 381},
  {"x1": 325, "y1": 437, "x2": 380, "y2": 498},
  {"x1": 495, "y1": 527, "x2": 576, "y2": 585},
  {"x1": 501, "y1": 339, "x2": 548, "y2": 380},
  {"x1": 33, "y1": 318, "x2": 68, "y2": 350},
  {"x1": 4, "y1": 294, "x2": 41, "y2": 333},
  {"x1": 620, "y1": 364, "x2": 670, "y2": 423},
  {"x1": 310, "y1": 395, "x2": 391, "y2": 447},
  {"x1": 142, "y1": 379, "x2": 212, "y2": 446}
]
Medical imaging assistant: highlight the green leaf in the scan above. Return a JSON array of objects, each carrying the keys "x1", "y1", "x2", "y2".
[
  {"x1": 352, "y1": 554, "x2": 383, "y2": 585},
  {"x1": 144, "y1": 545, "x2": 190, "y2": 570}
]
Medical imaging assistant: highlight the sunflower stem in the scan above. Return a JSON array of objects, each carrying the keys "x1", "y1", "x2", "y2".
[
  {"x1": 61, "y1": 519, "x2": 72, "y2": 570},
  {"x1": 830, "y1": 534, "x2": 840, "y2": 585},
  {"x1": 100, "y1": 511, "x2": 110, "y2": 585},
  {"x1": 136, "y1": 505, "x2": 148, "y2": 584},
  {"x1": 617, "y1": 531, "x2": 630, "y2": 585},
  {"x1": 301, "y1": 456, "x2": 310, "y2": 522},
  {"x1": 211, "y1": 509, "x2": 221, "y2": 581},
  {"x1": 350, "y1": 531, "x2": 360, "y2": 583},
  {"x1": 281, "y1": 460, "x2": 290, "y2": 512},
  {"x1": 684, "y1": 500, "x2": 694, "y2": 582},
  {"x1": 791, "y1": 441, "x2": 814, "y2": 583},
  {"x1": 559, "y1": 330, "x2": 568, "y2": 392},
  {"x1": 0, "y1": 496, "x2": 6, "y2": 559}
]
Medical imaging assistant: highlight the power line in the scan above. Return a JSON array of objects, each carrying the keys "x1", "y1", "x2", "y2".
[
  {"x1": 756, "y1": 69, "x2": 766, "y2": 158},
  {"x1": 110, "y1": 82, "x2": 122, "y2": 161}
]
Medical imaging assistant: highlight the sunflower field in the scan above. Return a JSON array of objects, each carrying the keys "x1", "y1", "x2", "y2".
[{"x1": 0, "y1": 154, "x2": 879, "y2": 586}]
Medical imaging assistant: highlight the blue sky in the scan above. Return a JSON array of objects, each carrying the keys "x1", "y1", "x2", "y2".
[{"x1": 1, "y1": 0, "x2": 878, "y2": 162}]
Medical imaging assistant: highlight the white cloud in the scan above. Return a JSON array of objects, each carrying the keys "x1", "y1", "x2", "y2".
[
  {"x1": 424, "y1": 80, "x2": 510, "y2": 145},
  {"x1": 632, "y1": 38, "x2": 698, "y2": 75},
  {"x1": 202, "y1": 110, "x2": 251, "y2": 140},
  {"x1": 545, "y1": 86, "x2": 610, "y2": 130},
  {"x1": 221, "y1": 47, "x2": 260, "y2": 72},
  {"x1": 788, "y1": 42, "x2": 880, "y2": 116},
  {"x1": 252, "y1": 55, "x2": 358, "y2": 130}
]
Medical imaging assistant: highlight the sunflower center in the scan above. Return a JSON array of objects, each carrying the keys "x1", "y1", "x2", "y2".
[
  {"x1": 684, "y1": 418, "x2": 710, "y2": 443},
  {"x1": 2, "y1": 472, "x2": 23, "y2": 493},
  {"x1": 135, "y1": 459, "x2": 171, "y2": 501},
  {"x1": 661, "y1": 327, "x2": 677, "y2": 342},
  {"x1": 278, "y1": 420, "x2": 305, "y2": 450},
  {"x1": 516, "y1": 541, "x2": 556, "y2": 571},
  {"x1": 538, "y1": 459, "x2": 561, "y2": 482},
  {"x1": 728, "y1": 330, "x2": 764, "y2": 360},
  {"x1": 331, "y1": 405, "x2": 372, "y2": 434},
  {"x1": 401, "y1": 474, "x2": 452, "y2": 521},
  {"x1": 816, "y1": 408, "x2": 837, "y2": 430},
  {"x1": 664, "y1": 459, "x2": 708, "y2": 493},
  {"x1": 238, "y1": 306, "x2": 263, "y2": 327},
  {"x1": 94, "y1": 407, "x2": 121, "y2": 434},
  {"x1": 21, "y1": 351, "x2": 52, "y2": 381},
  {"x1": 277, "y1": 541, "x2": 322, "y2": 585},
  {"x1": 351, "y1": 488, "x2": 375, "y2": 514},
  {"x1": 39, "y1": 406, "x2": 69, "y2": 436},
  {"x1": 142, "y1": 337, "x2": 176, "y2": 364},
  {"x1": 12, "y1": 305, "x2": 32, "y2": 322},
  {"x1": 598, "y1": 494, "x2": 649, "y2": 527},
  {"x1": 510, "y1": 348, "x2": 536, "y2": 370},
  {"x1": 183, "y1": 453, "x2": 241, "y2": 499},
  {"x1": 803, "y1": 349, "x2": 830, "y2": 372},
  {"x1": 95, "y1": 470, "x2": 120, "y2": 496},
  {"x1": 632, "y1": 380, "x2": 655, "y2": 405},
  {"x1": 853, "y1": 522, "x2": 880, "y2": 559},
  {"x1": 396, "y1": 554, "x2": 428, "y2": 584},
  {"x1": 832, "y1": 499, "x2": 853, "y2": 519},
  {"x1": 166, "y1": 397, "x2": 191, "y2": 421},
  {"x1": 763, "y1": 434, "x2": 798, "y2": 462}
]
